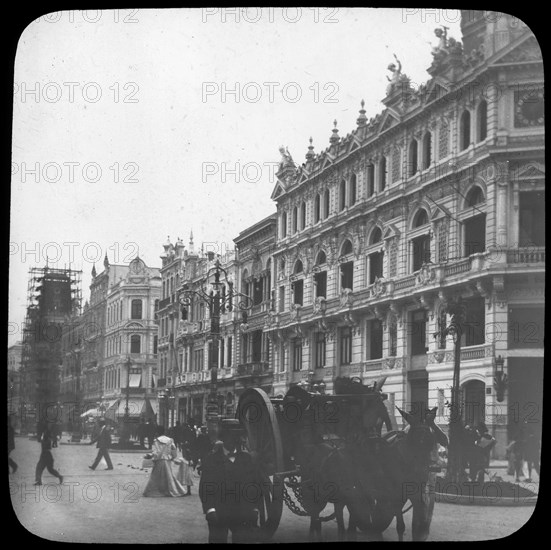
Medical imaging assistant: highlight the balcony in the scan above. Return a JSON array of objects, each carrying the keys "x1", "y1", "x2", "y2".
[
  {"x1": 444, "y1": 257, "x2": 472, "y2": 277},
  {"x1": 236, "y1": 362, "x2": 270, "y2": 377},
  {"x1": 338, "y1": 363, "x2": 363, "y2": 377},
  {"x1": 506, "y1": 247, "x2": 545, "y2": 264}
]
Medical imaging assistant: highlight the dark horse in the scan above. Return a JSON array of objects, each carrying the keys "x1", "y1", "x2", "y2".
[
  {"x1": 343, "y1": 406, "x2": 449, "y2": 541},
  {"x1": 283, "y1": 377, "x2": 393, "y2": 541}
]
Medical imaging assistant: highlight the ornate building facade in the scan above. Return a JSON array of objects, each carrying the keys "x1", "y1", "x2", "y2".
[
  {"x1": 265, "y1": 11, "x2": 543, "y2": 454},
  {"x1": 61, "y1": 256, "x2": 161, "y2": 426},
  {"x1": 156, "y1": 236, "x2": 240, "y2": 428},
  {"x1": 154, "y1": 11, "x2": 543, "y2": 456}
]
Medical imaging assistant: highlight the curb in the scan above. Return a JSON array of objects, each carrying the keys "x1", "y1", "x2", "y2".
[{"x1": 435, "y1": 491, "x2": 538, "y2": 506}]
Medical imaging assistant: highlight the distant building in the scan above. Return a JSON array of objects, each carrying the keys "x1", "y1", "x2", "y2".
[{"x1": 60, "y1": 255, "x2": 161, "y2": 429}]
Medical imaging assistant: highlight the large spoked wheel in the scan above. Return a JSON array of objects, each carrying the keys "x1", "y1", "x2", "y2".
[{"x1": 237, "y1": 388, "x2": 284, "y2": 541}]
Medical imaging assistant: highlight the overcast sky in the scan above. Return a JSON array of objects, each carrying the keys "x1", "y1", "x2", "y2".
[{"x1": 9, "y1": 7, "x2": 462, "y2": 346}]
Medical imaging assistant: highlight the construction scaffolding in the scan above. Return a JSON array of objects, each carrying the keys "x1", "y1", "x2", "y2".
[{"x1": 20, "y1": 266, "x2": 82, "y2": 432}]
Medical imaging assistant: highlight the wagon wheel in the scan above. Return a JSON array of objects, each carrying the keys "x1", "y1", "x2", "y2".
[{"x1": 237, "y1": 388, "x2": 284, "y2": 540}]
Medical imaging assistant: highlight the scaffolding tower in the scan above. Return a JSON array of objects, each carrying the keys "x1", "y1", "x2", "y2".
[{"x1": 20, "y1": 266, "x2": 82, "y2": 432}]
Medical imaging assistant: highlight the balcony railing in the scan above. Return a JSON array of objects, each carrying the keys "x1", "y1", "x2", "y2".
[
  {"x1": 363, "y1": 359, "x2": 384, "y2": 371},
  {"x1": 393, "y1": 275, "x2": 416, "y2": 291},
  {"x1": 460, "y1": 344, "x2": 491, "y2": 362},
  {"x1": 236, "y1": 362, "x2": 270, "y2": 377},
  {"x1": 444, "y1": 257, "x2": 472, "y2": 277},
  {"x1": 507, "y1": 247, "x2": 545, "y2": 264}
]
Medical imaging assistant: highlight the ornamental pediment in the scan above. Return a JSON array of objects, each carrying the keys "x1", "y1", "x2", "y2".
[{"x1": 490, "y1": 35, "x2": 542, "y2": 66}]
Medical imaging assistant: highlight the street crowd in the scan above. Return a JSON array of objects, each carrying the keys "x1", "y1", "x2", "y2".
[{"x1": 8, "y1": 414, "x2": 263, "y2": 543}]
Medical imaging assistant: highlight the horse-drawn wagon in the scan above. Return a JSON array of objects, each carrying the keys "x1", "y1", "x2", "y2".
[{"x1": 235, "y1": 376, "x2": 447, "y2": 541}]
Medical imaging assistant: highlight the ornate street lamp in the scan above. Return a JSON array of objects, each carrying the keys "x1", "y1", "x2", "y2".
[
  {"x1": 118, "y1": 356, "x2": 132, "y2": 447},
  {"x1": 433, "y1": 297, "x2": 466, "y2": 483},
  {"x1": 494, "y1": 355, "x2": 507, "y2": 402},
  {"x1": 178, "y1": 257, "x2": 252, "y2": 435}
]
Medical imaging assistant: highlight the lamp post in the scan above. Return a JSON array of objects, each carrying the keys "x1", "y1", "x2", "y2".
[
  {"x1": 494, "y1": 355, "x2": 507, "y2": 403},
  {"x1": 178, "y1": 257, "x2": 252, "y2": 438},
  {"x1": 119, "y1": 356, "x2": 132, "y2": 446},
  {"x1": 70, "y1": 349, "x2": 82, "y2": 442},
  {"x1": 433, "y1": 298, "x2": 466, "y2": 483}
]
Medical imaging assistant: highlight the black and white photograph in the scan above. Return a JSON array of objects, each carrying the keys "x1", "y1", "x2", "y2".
[{"x1": 8, "y1": 7, "x2": 543, "y2": 542}]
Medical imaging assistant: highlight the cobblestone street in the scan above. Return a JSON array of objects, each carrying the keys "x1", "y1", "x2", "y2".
[{"x1": 10, "y1": 435, "x2": 537, "y2": 543}]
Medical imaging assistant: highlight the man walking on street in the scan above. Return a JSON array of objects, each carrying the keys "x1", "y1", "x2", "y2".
[
  {"x1": 89, "y1": 420, "x2": 114, "y2": 470},
  {"x1": 8, "y1": 416, "x2": 18, "y2": 474},
  {"x1": 35, "y1": 425, "x2": 63, "y2": 485}
]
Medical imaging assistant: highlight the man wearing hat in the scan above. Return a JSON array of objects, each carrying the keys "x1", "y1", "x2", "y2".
[
  {"x1": 199, "y1": 419, "x2": 262, "y2": 543},
  {"x1": 88, "y1": 420, "x2": 114, "y2": 470}
]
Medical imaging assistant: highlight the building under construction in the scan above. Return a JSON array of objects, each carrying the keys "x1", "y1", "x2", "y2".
[{"x1": 20, "y1": 266, "x2": 82, "y2": 432}]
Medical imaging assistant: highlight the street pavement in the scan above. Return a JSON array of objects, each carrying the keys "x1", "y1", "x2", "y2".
[{"x1": 9, "y1": 434, "x2": 538, "y2": 543}]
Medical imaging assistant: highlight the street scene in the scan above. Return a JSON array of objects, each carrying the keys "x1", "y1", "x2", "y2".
[
  {"x1": 9, "y1": 8, "x2": 543, "y2": 544},
  {"x1": 9, "y1": 434, "x2": 537, "y2": 542}
]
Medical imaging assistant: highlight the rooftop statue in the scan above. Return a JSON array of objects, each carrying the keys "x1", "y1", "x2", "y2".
[
  {"x1": 431, "y1": 26, "x2": 449, "y2": 57},
  {"x1": 386, "y1": 53, "x2": 402, "y2": 94},
  {"x1": 278, "y1": 146, "x2": 295, "y2": 170}
]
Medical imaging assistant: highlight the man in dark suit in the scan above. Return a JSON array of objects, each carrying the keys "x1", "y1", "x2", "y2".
[
  {"x1": 35, "y1": 426, "x2": 63, "y2": 485},
  {"x1": 199, "y1": 419, "x2": 262, "y2": 543},
  {"x1": 88, "y1": 420, "x2": 114, "y2": 470}
]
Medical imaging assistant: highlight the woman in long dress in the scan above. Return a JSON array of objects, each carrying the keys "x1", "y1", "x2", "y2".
[
  {"x1": 175, "y1": 442, "x2": 194, "y2": 495},
  {"x1": 143, "y1": 426, "x2": 187, "y2": 497}
]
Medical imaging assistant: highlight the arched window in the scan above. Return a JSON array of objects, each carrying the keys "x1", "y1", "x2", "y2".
[
  {"x1": 340, "y1": 240, "x2": 354, "y2": 290},
  {"x1": 130, "y1": 335, "x2": 141, "y2": 354},
  {"x1": 409, "y1": 139, "x2": 418, "y2": 176},
  {"x1": 464, "y1": 186, "x2": 487, "y2": 257},
  {"x1": 369, "y1": 226, "x2": 383, "y2": 245},
  {"x1": 314, "y1": 194, "x2": 321, "y2": 224},
  {"x1": 341, "y1": 239, "x2": 353, "y2": 256},
  {"x1": 423, "y1": 132, "x2": 432, "y2": 169},
  {"x1": 477, "y1": 101, "x2": 487, "y2": 142},
  {"x1": 412, "y1": 208, "x2": 429, "y2": 228},
  {"x1": 315, "y1": 251, "x2": 327, "y2": 265},
  {"x1": 379, "y1": 156, "x2": 387, "y2": 191},
  {"x1": 301, "y1": 201, "x2": 306, "y2": 230},
  {"x1": 460, "y1": 110, "x2": 471, "y2": 151},
  {"x1": 281, "y1": 211, "x2": 287, "y2": 238},
  {"x1": 367, "y1": 163, "x2": 375, "y2": 197},
  {"x1": 466, "y1": 186, "x2": 485, "y2": 207},
  {"x1": 349, "y1": 174, "x2": 357, "y2": 206},
  {"x1": 323, "y1": 189, "x2": 330, "y2": 219},
  {"x1": 339, "y1": 179, "x2": 347, "y2": 211},
  {"x1": 292, "y1": 207, "x2": 298, "y2": 234},
  {"x1": 293, "y1": 260, "x2": 303, "y2": 274},
  {"x1": 131, "y1": 299, "x2": 142, "y2": 320}
]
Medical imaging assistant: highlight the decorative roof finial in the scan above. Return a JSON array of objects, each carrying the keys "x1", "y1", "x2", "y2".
[
  {"x1": 329, "y1": 119, "x2": 340, "y2": 145},
  {"x1": 91, "y1": 264, "x2": 97, "y2": 278},
  {"x1": 357, "y1": 99, "x2": 367, "y2": 127},
  {"x1": 103, "y1": 254, "x2": 109, "y2": 269},
  {"x1": 305, "y1": 136, "x2": 315, "y2": 162}
]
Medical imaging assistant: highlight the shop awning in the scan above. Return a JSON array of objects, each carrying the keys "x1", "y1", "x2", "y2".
[
  {"x1": 129, "y1": 373, "x2": 142, "y2": 388},
  {"x1": 110, "y1": 397, "x2": 155, "y2": 419},
  {"x1": 80, "y1": 408, "x2": 101, "y2": 418}
]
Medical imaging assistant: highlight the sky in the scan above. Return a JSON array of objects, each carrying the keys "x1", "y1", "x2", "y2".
[{"x1": 9, "y1": 7, "x2": 463, "y2": 347}]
